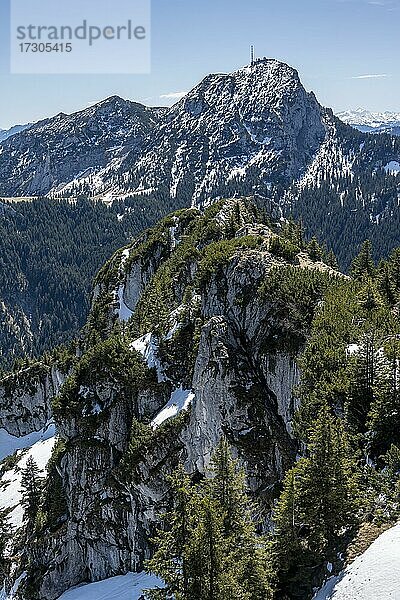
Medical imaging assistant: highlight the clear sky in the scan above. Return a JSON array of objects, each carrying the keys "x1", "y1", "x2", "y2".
[{"x1": 0, "y1": 0, "x2": 399, "y2": 128}]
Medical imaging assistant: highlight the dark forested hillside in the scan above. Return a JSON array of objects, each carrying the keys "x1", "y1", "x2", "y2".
[
  {"x1": 0, "y1": 195, "x2": 186, "y2": 368},
  {"x1": 287, "y1": 123, "x2": 400, "y2": 270}
]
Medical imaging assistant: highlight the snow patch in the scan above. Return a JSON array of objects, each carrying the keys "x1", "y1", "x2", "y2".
[
  {"x1": 1, "y1": 572, "x2": 27, "y2": 600},
  {"x1": 131, "y1": 333, "x2": 166, "y2": 383},
  {"x1": 0, "y1": 423, "x2": 55, "y2": 462},
  {"x1": 117, "y1": 285, "x2": 133, "y2": 322},
  {"x1": 0, "y1": 431, "x2": 56, "y2": 529},
  {"x1": 346, "y1": 343, "x2": 360, "y2": 356},
  {"x1": 384, "y1": 161, "x2": 400, "y2": 175},
  {"x1": 313, "y1": 523, "x2": 400, "y2": 600},
  {"x1": 57, "y1": 572, "x2": 164, "y2": 600},
  {"x1": 151, "y1": 386, "x2": 194, "y2": 428}
]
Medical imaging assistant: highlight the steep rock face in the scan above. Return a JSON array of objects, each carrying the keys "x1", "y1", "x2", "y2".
[
  {"x1": 17, "y1": 199, "x2": 339, "y2": 600},
  {"x1": 0, "y1": 363, "x2": 64, "y2": 437}
]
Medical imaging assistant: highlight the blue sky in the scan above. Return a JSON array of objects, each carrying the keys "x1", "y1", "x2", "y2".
[{"x1": 0, "y1": 0, "x2": 399, "y2": 128}]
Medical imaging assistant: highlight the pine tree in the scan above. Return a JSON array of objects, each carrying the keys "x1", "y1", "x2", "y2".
[
  {"x1": 376, "y1": 261, "x2": 396, "y2": 305},
  {"x1": 307, "y1": 236, "x2": 323, "y2": 262},
  {"x1": 350, "y1": 240, "x2": 375, "y2": 280},
  {"x1": 185, "y1": 496, "x2": 234, "y2": 600},
  {"x1": 209, "y1": 438, "x2": 272, "y2": 599},
  {"x1": 146, "y1": 441, "x2": 273, "y2": 600},
  {"x1": 324, "y1": 249, "x2": 339, "y2": 270},
  {"x1": 20, "y1": 457, "x2": 44, "y2": 535},
  {"x1": 281, "y1": 217, "x2": 304, "y2": 248},
  {"x1": 367, "y1": 338, "x2": 400, "y2": 456},
  {"x1": 388, "y1": 247, "x2": 400, "y2": 295},
  {"x1": 346, "y1": 331, "x2": 382, "y2": 433}
]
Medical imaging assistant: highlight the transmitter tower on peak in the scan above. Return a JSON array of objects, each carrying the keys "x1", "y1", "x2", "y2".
[{"x1": 250, "y1": 45, "x2": 255, "y2": 65}]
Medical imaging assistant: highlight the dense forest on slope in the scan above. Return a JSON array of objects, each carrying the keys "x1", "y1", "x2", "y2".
[
  {"x1": 287, "y1": 124, "x2": 400, "y2": 270},
  {"x1": 0, "y1": 195, "x2": 186, "y2": 369}
]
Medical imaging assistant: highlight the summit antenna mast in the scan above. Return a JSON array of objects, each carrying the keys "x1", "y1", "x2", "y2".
[{"x1": 250, "y1": 45, "x2": 255, "y2": 65}]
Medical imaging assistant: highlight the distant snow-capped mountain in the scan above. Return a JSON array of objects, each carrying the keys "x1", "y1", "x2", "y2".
[
  {"x1": 337, "y1": 108, "x2": 400, "y2": 135},
  {"x1": 0, "y1": 123, "x2": 32, "y2": 143}
]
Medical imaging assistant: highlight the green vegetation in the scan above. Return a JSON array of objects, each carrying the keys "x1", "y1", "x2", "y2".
[
  {"x1": 258, "y1": 266, "x2": 337, "y2": 352},
  {"x1": 146, "y1": 439, "x2": 273, "y2": 600},
  {"x1": 269, "y1": 236, "x2": 300, "y2": 262},
  {"x1": 275, "y1": 238, "x2": 400, "y2": 595},
  {"x1": 52, "y1": 335, "x2": 155, "y2": 417},
  {"x1": 0, "y1": 195, "x2": 187, "y2": 368}
]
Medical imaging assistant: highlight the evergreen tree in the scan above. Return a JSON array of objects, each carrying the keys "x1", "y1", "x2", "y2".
[
  {"x1": 282, "y1": 217, "x2": 304, "y2": 248},
  {"x1": 146, "y1": 441, "x2": 272, "y2": 600},
  {"x1": 350, "y1": 240, "x2": 375, "y2": 280},
  {"x1": 273, "y1": 405, "x2": 359, "y2": 597},
  {"x1": 145, "y1": 466, "x2": 196, "y2": 600},
  {"x1": 185, "y1": 496, "x2": 235, "y2": 600},
  {"x1": 307, "y1": 236, "x2": 323, "y2": 262},
  {"x1": 388, "y1": 247, "x2": 400, "y2": 295},
  {"x1": 324, "y1": 249, "x2": 339, "y2": 270},
  {"x1": 376, "y1": 261, "x2": 396, "y2": 306},
  {"x1": 209, "y1": 438, "x2": 272, "y2": 599},
  {"x1": 367, "y1": 338, "x2": 400, "y2": 456},
  {"x1": 0, "y1": 509, "x2": 11, "y2": 583},
  {"x1": 20, "y1": 457, "x2": 44, "y2": 535}
]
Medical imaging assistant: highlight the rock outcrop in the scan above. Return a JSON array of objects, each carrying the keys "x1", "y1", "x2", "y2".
[{"x1": 0, "y1": 363, "x2": 64, "y2": 437}]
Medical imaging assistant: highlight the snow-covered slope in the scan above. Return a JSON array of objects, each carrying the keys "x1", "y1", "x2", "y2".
[
  {"x1": 337, "y1": 108, "x2": 400, "y2": 135},
  {"x1": 57, "y1": 572, "x2": 163, "y2": 600},
  {"x1": 314, "y1": 524, "x2": 400, "y2": 600}
]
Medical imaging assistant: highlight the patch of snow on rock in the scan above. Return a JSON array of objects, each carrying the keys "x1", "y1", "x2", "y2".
[
  {"x1": 313, "y1": 523, "x2": 400, "y2": 600},
  {"x1": 346, "y1": 343, "x2": 360, "y2": 356},
  {"x1": 117, "y1": 285, "x2": 133, "y2": 322},
  {"x1": 151, "y1": 386, "x2": 195, "y2": 428},
  {"x1": 1, "y1": 571, "x2": 27, "y2": 600},
  {"x1": 131, "y1": 333, "x2": 166, "y2": 383},
  {"x1": 0, "y1": 423, "x2": 55, "y2": 462},
  {"x1": 384, "y1": 161, "x2": 400, "y2": 174}
]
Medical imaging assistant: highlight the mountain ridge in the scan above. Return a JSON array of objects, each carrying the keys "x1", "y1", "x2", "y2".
[{"x1": 337, "y1": 108, "x2": 400, "y2": 135}]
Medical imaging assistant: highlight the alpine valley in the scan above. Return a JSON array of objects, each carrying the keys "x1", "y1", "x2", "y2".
[{"x1": 0, "y1": 59, "x2": 399, "y2": 600}]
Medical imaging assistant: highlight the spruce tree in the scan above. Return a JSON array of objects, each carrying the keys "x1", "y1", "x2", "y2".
[
  {"x1": 185, "y1": 496, "x2": 234, "y2": 600},
  {"x1": 325, "y1": 249, "x2": 339, "y2": 270},
  {"x1": 307, "y1": 236, "x2": 323, "y2": 262},
  {"x1": 145, "y1": 466, "x2": 195, "y2": 600},
  {"x1": 146, "y1": 441, "x2": 273, "y2": 600},
  {"x1": 20, "y1": 457, "x2": 44, "y2": 535},
  {"x1": 0, "y1": 509, "x2": 11, "y2": 583},
  {"x1": 273, "y1": 405, "x2": 359, "y2": 597},
  {"x1": 368, "y1": 338, "x2": 400, "y2": 456},
  {"x1": 350, "y1": 240, "x2": 375, "y2": 280},
  {"x1": 209, "y1": 438, "x2": 272, "y2": 599}
]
